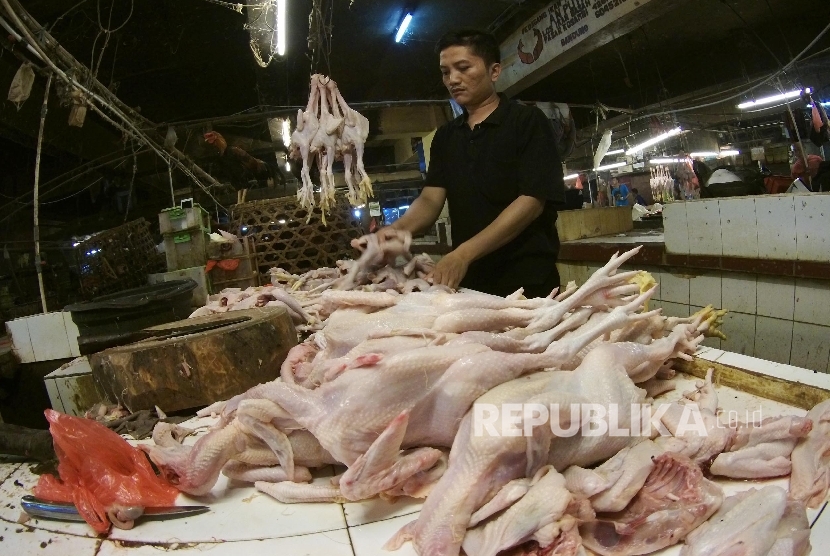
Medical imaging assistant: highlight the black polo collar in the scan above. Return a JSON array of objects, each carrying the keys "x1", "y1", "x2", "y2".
[{"x1": 452, "y1": 93, "x2": 510, "y2": 127}]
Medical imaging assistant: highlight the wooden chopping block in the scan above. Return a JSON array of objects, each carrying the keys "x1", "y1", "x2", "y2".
[{"x1": 89, "y1": 307, "x2": 297, "y2": 413}]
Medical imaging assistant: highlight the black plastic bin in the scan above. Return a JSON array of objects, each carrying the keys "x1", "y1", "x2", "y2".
[{"x1": 65, "y1": 279, "x2": 198, "y2": 354}]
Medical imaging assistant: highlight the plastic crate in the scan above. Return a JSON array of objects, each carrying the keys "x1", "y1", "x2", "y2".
[
  {"x1": 163, "y1": 228, "x2": 209, "y2": 271},
  {"x1": 159, "y1": 205, "x2": 210, "y2": 235}
]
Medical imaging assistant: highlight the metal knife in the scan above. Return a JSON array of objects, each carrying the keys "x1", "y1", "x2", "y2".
[{"x1": 21, "y1": 495, "x2": 210, "y2": 522}]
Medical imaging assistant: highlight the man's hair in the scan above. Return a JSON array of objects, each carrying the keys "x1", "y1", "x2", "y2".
[{"x1": 436, "y1": 29, "x2": 500, "y2": 67}]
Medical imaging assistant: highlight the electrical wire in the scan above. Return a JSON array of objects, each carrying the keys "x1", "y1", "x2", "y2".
[
  {"x1": 601, "y1": 20, "x2": 830, "y2": 134},
  {"x1": 0, "y1": 0, "x2": 228, "y2": 211}
]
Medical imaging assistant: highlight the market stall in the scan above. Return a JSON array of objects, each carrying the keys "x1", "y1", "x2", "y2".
[{"x1": 1, "y1": 1, "x2": 830, "y2": 556}]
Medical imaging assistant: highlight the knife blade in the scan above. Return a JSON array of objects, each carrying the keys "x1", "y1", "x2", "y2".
[{"x1": 21, "y1": 495, "x2": 210, "y2": 522}]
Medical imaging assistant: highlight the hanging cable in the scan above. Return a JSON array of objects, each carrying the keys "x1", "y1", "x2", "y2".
[
  {"x1": 602, "y1": 21, "x2": 830, "y2": 134},
  {"x1": 33, "y1": 73, "x2": 53, "y2": 314},
  {"x1": 0, "y1": 0, "x2": 227, "y2": 211},
  {"x1": 123, "y1": 147, "x2": 137, "y2": 222}
]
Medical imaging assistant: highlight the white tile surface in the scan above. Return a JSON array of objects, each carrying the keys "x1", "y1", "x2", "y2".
[
  {"x1": 721, "y1": 311, "x2": 756, "y2": 357},
  {"x1": 721, "y1": 273, "x2": 757, "y2": 314},
  {"x1": 0, "y1": 465, "x2": 97, "y2": 538},
  {"x1": 795, "y1": 193, "x2": 830, "y2": 261},
  {"x1": 662, "y1": 202, "x2": 690, "y2": 255},
  {"x1": 108, "y1": 475, "x2": 347, "y2": 543},
  {"x1": 0, "y1": 463, "x2": 21, "y2": 484},
  {"x1": 0, "y1": 521, "x2": 99, "y2": 556},
  {"x1": 753, "y1": 316, "x2": 794, "y2": 366},
  {"x1": 100, "y1": 530, "x2": 355, "y2": 556},
  {"x1": 647, "y1": 267, "x2": 662, "y2": 301},
  {"x1": 660, "y1": 301, "x2": 691, "y2": 319},
  {"x1": 570, "y1": 264, "x2": 589, "y2": 286},
  {"x1": 794, "y1": 279, "x2": 830, "y2": 327},
  {"x1": 756, "y1": 195, "x2": 798, "y2": 260},
  {"x1": 695, "y1": 347, "x2": 726, "y2": 362},
  {"x1": 28, "y1": 313, "x2": 75, "y2": 362},
  {"x1": 5, "y1": 317, "x2": 34, "y2": 364},
  {"x1": 349, "y1": 513, "x2": 420, "y2": 556},
  {"x1": 719, "y1": 198, "x2": 758, "y2": 258},
  {"x1": 44, "y1": 379, "x2": 64, "y2": 413},
  {"x1": 556, "y1": 263, "x2": 571, "y2": 288},
  {"x1": 756, "y1": 276, "x2": 796, "y2": 320},
  {"x1": 661, "y1": 272, "x2": 690, "y2": 305},
  {"x1": 791, "y1": 322, "x2": 830, "y2": 373},
  {"x1": 691, "y1": 307, "x2": 722, "y2": 350},
  {"x1": 689, "y1": 271, "x2": 722, "y2": 308},
  {"x1": 62, "y1": 312, "x2": 81, "y2": 358},
  {"x1": 810, "y1": 503, "x2": 830, "y2": 549},
  {"x1": 344, "y1": 496, "x2": 422, "y2": 527},
  {"x1": 716, "y1": 351, "x2": 830, "y2": 391},
  {"x1": 686, "y1": 199, "x2": 722, "y2": 256}
]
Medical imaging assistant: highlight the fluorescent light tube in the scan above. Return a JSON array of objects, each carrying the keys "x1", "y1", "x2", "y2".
[
  {"x1": 594, "y1": 162, "x2": 627, "y2": 171},
  {"x1": 626, "y1": 127, "x2": 682, "y2": 155},
  {"x1": 277, "y1": 0, "x2": 286, "y2": 55},
  {"x1": 689, "y1": 152, "x2": 719, "y2": 159},
  {"x1": 563, "y1": 173, "x2": 579, "y2": 180},
  {"x1": 604, "y1": 149, "x2": 625, "y2": 156},
  {"x1": 738, "y1": 89, "x2": 803, "y2": 109},
  {"x1": 719, "y1": 150, "x2": 740, "y2": 157},
  {"x1": 395, "y1": 13, "x2": 412, "y2": 43},
  {"x1": 649, "y1": 158, "x2": 682, "y2": 164}
]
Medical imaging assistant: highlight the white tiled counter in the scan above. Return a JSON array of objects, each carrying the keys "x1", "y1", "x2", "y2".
[{"x1": 1, "y1": 350, "x2": 829, "y2": 556}]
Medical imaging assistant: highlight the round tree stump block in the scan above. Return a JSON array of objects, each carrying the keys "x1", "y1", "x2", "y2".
[{"x1": 89, "y1": 307, "x2": 297, "y2": 413}]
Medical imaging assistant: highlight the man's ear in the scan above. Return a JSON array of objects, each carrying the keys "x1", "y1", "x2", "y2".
[{"x1": 490, "y1": 62, "x2": 502, "y2": 82}]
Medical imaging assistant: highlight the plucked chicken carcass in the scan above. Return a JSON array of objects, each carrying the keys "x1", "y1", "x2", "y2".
[
  {"x1": 140, "y1": 234, "x2": 830, "y2": 556},
  {"x1": 289, "y1": 73, "x2": 371, "y2": 221}
]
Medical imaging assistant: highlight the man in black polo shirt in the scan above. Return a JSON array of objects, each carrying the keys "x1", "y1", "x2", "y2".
[{"x1": 385, "y1": 29, "x2": 565, "y2": 297}]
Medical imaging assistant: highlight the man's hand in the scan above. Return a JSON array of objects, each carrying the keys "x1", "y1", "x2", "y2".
[{"x1": 430, "y1": 249, "x2": 471, "y2": 290}]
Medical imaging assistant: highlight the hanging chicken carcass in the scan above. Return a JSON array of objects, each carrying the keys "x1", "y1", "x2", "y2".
[{"x1": 289, "y1": 74, "x2": 373, "y2": 223}]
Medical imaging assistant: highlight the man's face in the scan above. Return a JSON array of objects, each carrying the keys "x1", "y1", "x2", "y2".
[{"x1": 439, "y1": 45, "x2": 500, "y2": 107}]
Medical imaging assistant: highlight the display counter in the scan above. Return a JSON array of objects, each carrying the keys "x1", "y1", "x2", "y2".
[{"x1": 1, "y1": 348, "x2": 828, "y2": 556}]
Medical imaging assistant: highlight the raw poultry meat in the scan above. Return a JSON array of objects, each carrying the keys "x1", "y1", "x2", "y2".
[
  {"x1": 581, "y1": 453, "x2": 723, "y2": 556},
  {"x1": 289, "y1": 75, "x2": 321, "y2": 211},
  {"x1": 141, "y1": 236, "x2": 830, "y2": 555},
  {"x1": 288, "y1": 74, "x2": 372, "y2": 220},
  {"x1": 679, "y1": 486, "x2": 793, "y2": 556},
  {"x1": 563, "y1": 439, "x2": 664, "y2": 513},
  {"x1": 329, "y1": 78, "x2": 373, "y2": 205},
  {"x1": 709, "y1": 415, "x2": 812, "y2": 479},
  {"x1": 461, "y1": 466, "x2": 586, "y2": 556},
  {"x1": 790, "y1": 397, "x2": 830, "y2": 507},
  {"x1": 766, "y1": 500, "x2": 812, "y2": 556}
]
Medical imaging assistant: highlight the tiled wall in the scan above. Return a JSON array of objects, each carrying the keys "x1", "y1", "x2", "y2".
[
  {"x1": 557, "y1": 262, "x2": 830, "y2": 373},
  {"x1": 663, "y1": 193, "x2": 830, "y2": 260}
]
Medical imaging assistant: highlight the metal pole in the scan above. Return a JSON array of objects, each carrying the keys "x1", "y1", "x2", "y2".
[
  {"x1": 33, "y1": 72, "x2": 53, "y2": 314},
  {"x1": 168, "y1": 164, "x2": 175, "y2": 206}
]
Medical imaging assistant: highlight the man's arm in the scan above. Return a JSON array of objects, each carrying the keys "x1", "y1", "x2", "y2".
[
  {"x1": 388, "y1": 186, "x2": 447, "y2": 236},
  {"x1": 432, "y1": 195, "x2": 544, "y2": 289}
]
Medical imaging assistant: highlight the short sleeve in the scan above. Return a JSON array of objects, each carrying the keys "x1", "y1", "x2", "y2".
[
  {"x1": 425, "y1": 126, "x2": 449, "y2": 190},
  {"x1": 516, "y1": 107, "x2": 565, "y2": 204}
]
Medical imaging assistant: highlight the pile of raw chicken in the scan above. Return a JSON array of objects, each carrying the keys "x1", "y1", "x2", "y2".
[
  {"x1": 146, "y1": 231, "x2": 830, "y2": 556},
  {"x1": 288, "y1": 73, "x2": 373, "y2": 221}
]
